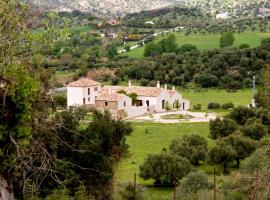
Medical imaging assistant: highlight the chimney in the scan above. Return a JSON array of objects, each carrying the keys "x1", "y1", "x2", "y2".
[
  {"x1": 165, "y1": 84, "x2": 167, "y2": 90},
  {"x1": 128, "y1": 80, "x2": 132, "y2": 87},
  {"x1": 157, "y1": 81, "x2": 160, "y2": 88},
  {"x1": 109, "y1": 88, "x2": 112, "y2": 95},
  {"x1": 173, "y1": 86, "x2": 175, "y2": 91}
]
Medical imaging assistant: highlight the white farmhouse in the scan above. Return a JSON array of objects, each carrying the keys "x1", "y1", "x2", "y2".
[
  {"x1": 67, "y1": 78, "x2": 101, "y2": 107},
  {"x1": 67, "y1": 79, "x2": 190, "y2": 119}
]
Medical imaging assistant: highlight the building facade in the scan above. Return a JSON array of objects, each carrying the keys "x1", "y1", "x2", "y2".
[{"x1": 67, "y1": 79, "x2": 190, "y2": 119}]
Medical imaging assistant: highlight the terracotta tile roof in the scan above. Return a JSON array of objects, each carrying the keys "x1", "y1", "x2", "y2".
[
  {"x1": 68, "y1": 78, "x2": 100, "y2": 87},
  {"x1": 96, "y1": 92, "x2": 127, "y2": 102},
  {"x1": 102, "y1": 86, "x2": 164, "y2": 97}
]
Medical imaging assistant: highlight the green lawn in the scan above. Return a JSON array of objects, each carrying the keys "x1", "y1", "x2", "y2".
[
  {"x1": 115, "y1": 122, "x2": 212, "y2": 200},
  {"x1": 180, "y1": 88, "x2": 253, "y2": 110},
  {"x1": 124, "y1": 31, "x2": 270, "y2": 58}
]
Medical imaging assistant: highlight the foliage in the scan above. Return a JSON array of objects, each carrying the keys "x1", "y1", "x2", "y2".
[
  {"x1": 220, "y1": 32, "x2": 235, "y2": 48},
  {"x1": 192, "y1": 104, "x2": 202, "y2": 110},
  {"x1": 139, "y1": 152, "x2": 192, "y2": 185},
  {"x1": 106, "y1": 43, "x2": 118, "y2": 58},
  {"x1": 196, "y1": 74, "x2": 219, "y2": 88},
  {"x1": 111, "y1": 77, "x2": 120, "y2": 85},
  {"x1": 208, "y1": 140, "x2": 236, "y2": 174},
  {"x1": 207, "y1": 102, "x2": 221, "y2": 110},
  {"x1": 128, "y1": 93, "x2": 138, "y2": 106},
  {"x1": 119, "y1": 182, "x2": 145, "y2": 200},
  {"x1": 222, "y1": 102, "x2": 234, "y2": 109},
  {"x1": 209, "y1": 118, "x2": 237, "y2": 139},
  {"x1": 241, "y1": 121, "x2": 268, "y2": 140},
  {"x1": 177, "y1": 171, "x2": 212, "y2": 194},
  {"x1": 52, "y1": 93, "x2": 67, "y2": 109},
  {"x1": 224, "y1": 133, "x2": 258, "y2": 168},
  {"x1": 169, "y1": 135, "x2": 208, "y2": 165},
  {"x1": 241, "y1": 146, "x2": 270, "y2": 173},
  {"x1": 227, "y1": 106, "x2": 256, "y2": 125}
]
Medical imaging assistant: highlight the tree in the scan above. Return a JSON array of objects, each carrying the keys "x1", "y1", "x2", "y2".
[
  {"x1": 177, "y1": 171, "x2": 212, "y2": 195},
  {"x1": 106, "y1": 43, "x2": 118, "y2": 58},
  {"x1": 224, "y1": 133, "x2": 257, "y2": 168},
  {"x1": 169, "y1": 135, "x2": 208, "y2": 165},
  {"x1": 208, "y1": 141, "x2": 236, "y2": 174},
  {"x1": 165, "y1": 101, "x2": 171, "y2": 114},
  {"x1": 143, "y1": 42, "x2": 162, "y2": 57},
  {"x1": 158, "y1": 34, "x2": 178, "y2": 53},
  {"x1": 139, "y1": 152, "x2": 192, "y2": 185},
  {"x1": 255, "y1": 65, "x2": 270, "y2": 109},
  {"x1": 242, "y1": 122, "x2": 268, "y2": 140},
  {"x1": 174, "y1": 100, "x2": 180, "y2": 110},
  {"x1": 178, "y1": 44, "x2": 198, "y2": 54},
  {"x1": 227, "y1": 106, "x2": 255, "y2": 125},
  {"x1": 196, "y1": 74, "x2": 219, "y2": 88},
  {"x1": 219, "y1": 32, "x2": 235, "y2": 48},
  {"x1": 209, "y1": 118, "x2": 237, "y2": 139}
]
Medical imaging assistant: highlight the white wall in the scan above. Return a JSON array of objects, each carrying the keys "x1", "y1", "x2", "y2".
[
  {"x1": 67, "y1": 85, "x2": 101, "y2": 107},
  {"x1": 67, "y1": 87, "x2": 84, "y2": 107},
  {"x1": 130, "y1": 106, "x2": 148, "y2": 118},
  {"x1": 117, "y1": 95, "x2": 132, "y2": 117}
]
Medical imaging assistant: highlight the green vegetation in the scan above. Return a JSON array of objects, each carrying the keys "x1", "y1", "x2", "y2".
[
  {"x1": 181, "y1": 89, "x2": 253, "y2": 111},
  {"x1": 115, "y1": 122, "x2": 211, "y2": 199},
  {"x1": 161, "y1": 114, "x2": 193, "y2": 120},
  {"x1": 124, "y1": 32, "x2": 270, "y2": 58}
]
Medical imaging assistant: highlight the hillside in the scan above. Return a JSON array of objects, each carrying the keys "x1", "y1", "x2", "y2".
[
  {"x1": 28, "y1": 0, "x2": 184, "y2": 16},
  {"x1": 28, "y1": 0, "x2": 268, "y2": 16}
]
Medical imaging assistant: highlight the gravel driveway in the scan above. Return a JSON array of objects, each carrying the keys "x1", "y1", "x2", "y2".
[{"x1": 129, "y1": 110, "x2": 218, "y2": 123}]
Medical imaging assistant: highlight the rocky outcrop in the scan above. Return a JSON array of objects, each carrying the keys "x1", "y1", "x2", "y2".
[{"x1": 0, "y1": 175, "x2": 14, "y2": 200}]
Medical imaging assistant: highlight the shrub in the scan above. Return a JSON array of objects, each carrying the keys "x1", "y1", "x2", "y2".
[
  {"x1": 242, "y1": 122, "x2": 268, "y2": 140},
  {"x1": 207, "y1": 102, "x2": 221, "y2": 109},
  {"x1": 139, "y1": 152, "x2": 192, "y2": 185},
  {"x1": 140, "y1": 78, "x2": 149, "y2": 86},
  {"x1": 196, "y1": 74, "x2": 219, "y2": 88},
  {"x1": 178, "y1": 171, "x2": 212, "y2": 194},
  {"x1": 169, "y1": 135, "x2": 208, "y2": 165},
  {"x1": 192, "y1": 104, "x2": 202, "y2": 110},
  {"x1": 111, "y1": 77, "x2": 120, "y2": 85},
  {"x1": 119, "y1": 182, "x2": 145, "y2": 200},
  {"x1": 209, "y1": 117, "x2": 237, "y2": 139},
  {"x1": 53, "y1": 93, "x2": 67, "y2": 109},
  {"x1": 222, "y1": 102, "x2": 234, "y2": 109}
]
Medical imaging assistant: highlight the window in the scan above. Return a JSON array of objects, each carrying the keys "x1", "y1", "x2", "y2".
[
  {"x1": 146, "y1": 100, "x2": 150, "y2": 107},
  {"x1": 88, "y1": 97, "x2": 91, "y2": 102},
  {"x1": 95, "y1": 96, "x2": 97, "y2": 99},
  {"x1": 88, "y1": 88, "x2": 90, "y2": 95},
  {"x1": 124, "y1": 101, "x2": 126, "y2": 107},
  {"x1": 83, "y1": 98, "x2": 86, "y2": 105},
  {"x1": 94, "y1": 87, "x2": 98, "y2": 91},
  {"x1": 105, "y1": 102, "x2": 108, "y2": 106}
]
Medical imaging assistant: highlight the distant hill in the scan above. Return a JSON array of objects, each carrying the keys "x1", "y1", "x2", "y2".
[{"x1": 27, "y1": 0, "x2": 267, "y2": 16}]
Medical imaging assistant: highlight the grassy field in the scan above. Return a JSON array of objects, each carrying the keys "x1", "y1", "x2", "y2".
[
  {"x1": 180, "y1": 88, "x2": 253, "y2": 110},
  {"x1": 115, "y1": 122, "x2": 212, "y2": 200},
  {"x1": 123, "y1": 31, "x2": 270, "y2": 58}
]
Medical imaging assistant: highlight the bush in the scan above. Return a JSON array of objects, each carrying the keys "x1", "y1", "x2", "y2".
[
  {"x1": 209, "y1": 117, "x2": 237, "y2": 139},
  {"x1": 53, "y1": 93, "x2": 67, "y2": 109},
  {"x1": 222, "y1": 102, "x2": 234, "y2": 109},
  {"x1": 177, "y1": 171, "x2": 212, "y2": 194},
  {"x1": 196, "y1": 74, "x2": 219, "y2": 88},
  {"x1": 140, "y1": 78, "x2": 149, "y2": 86},
  {"x1": 207, "y1": 102, "x2": 221, "y2": 109},
  {"x1": 169, "y1": 135, "x2": 208, "y2": 165},
  {"x1": 192, "y1": 104, "x2": 202, "y2": 110},
  {"x1": 139, "y1": 152, "x2": 192, "y2": 185},
  {"x1": 119, "y1": 182, "x2": 145, "y2": 200},
  {"x1": 242, "y1": 122, "x2": 268, "y2": 140},
  {"x1": 111, "y1": 77, "x2": 120, "y2": 85}
]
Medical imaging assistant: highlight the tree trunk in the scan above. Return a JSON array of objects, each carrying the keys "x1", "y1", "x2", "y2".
[
  {"x1": 236, "y1": 158, "x2": 240, "y2": 169},
  {"x1": 0, "y1": 175, "x2": 14, "y2": 200},
  {"x1": 223, "y1": 161, "x2": 228, "y2": 175}
]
